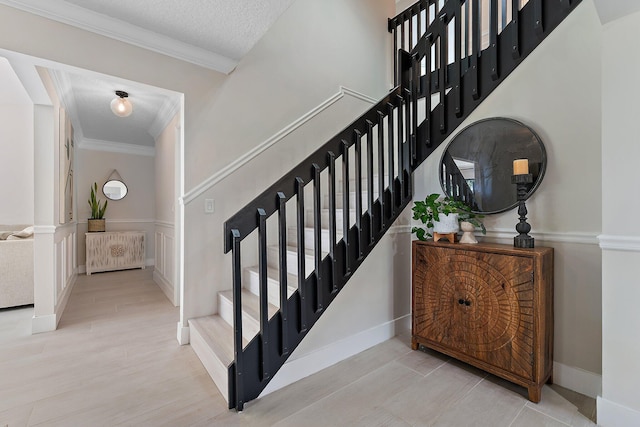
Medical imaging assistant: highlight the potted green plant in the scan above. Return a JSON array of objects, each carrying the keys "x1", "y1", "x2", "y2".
[
  {"x1": 87, "y1": 182, "x2": 108, "y2": 232},
  {"x1": 411, "y1": 193, "x2": 485, "y2": 241}
]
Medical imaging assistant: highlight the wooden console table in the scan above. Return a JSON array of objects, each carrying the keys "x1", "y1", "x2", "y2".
[
  {"x1": 412, "y1": 240, "x2": 554, "y2": 402},
  {"x1": 86, "y1": 231, "x2": 145, "y2": 275}
]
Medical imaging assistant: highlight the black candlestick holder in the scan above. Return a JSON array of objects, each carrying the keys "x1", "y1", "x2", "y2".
[{"x1": 512, "y1": 174, "x2": 534, "y2": 248}]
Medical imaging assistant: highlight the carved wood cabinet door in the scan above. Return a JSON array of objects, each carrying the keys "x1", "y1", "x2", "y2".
[{"x1": 413, "y1": 245, "x2": 535, "y2": 380}]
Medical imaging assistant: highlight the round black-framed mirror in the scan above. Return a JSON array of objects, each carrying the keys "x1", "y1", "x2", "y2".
[
  {"x1": 103, "y1": 179, "x2": 128, "y2": 201},
  {"x1": 439, "y1": 117, "x2": 546, "y2": 214}
]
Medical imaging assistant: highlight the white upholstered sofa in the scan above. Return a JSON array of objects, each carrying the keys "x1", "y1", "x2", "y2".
[{"x1": 0, "y1": 225, "x2": 34, "y2": 309}]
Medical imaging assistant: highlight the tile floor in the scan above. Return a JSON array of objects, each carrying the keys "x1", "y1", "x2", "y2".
[{"x1": 0, "y1": 269, "x2": 597, "y2": 426}]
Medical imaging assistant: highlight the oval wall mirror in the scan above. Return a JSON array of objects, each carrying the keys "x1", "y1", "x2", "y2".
[
  {"x1": 102, "y1": 170, "x2": 128, "y2": 201},
  {"x1": 439, "y1": 117, "x2": 546, "y2": 214}
]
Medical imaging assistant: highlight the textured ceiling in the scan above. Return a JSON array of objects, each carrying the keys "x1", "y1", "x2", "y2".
[
  {"x1": 0, "y1": 0, "x2": 297, "y2": 73},
  {"x1": 1, "y1": 0, "x2": 296, "y2": 148},
  {"x1": 61, "y1": 0, "x2": 296, "y2": 61}
]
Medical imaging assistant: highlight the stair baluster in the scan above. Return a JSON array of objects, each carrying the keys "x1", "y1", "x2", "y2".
[
  {"x1": 257, "y1": 208, "x2": 270, "y2": 381},
  {"x1": 216, "y1": 0, "x2": 583, "y2": 410},
  {"x1": 276, "y1": 192, "x2": 289, "y2": 356}
]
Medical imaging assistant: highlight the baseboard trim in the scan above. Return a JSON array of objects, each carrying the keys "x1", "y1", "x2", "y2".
[
  {"x1": 177, "y1": 322, "x2": 190, "y2": 345},
  {"x1": 31, "y1": 314, "x2": 57, "y2": 334},
  {"x1": 32, "y1": 271, "x2": 78, "y2": 334},
  {"x1": 597, "y1": 396, "x2": 640, "y2": 426},
  {"x1": 259, "y1": 314, "x2": 410, "y2": 397},
  {"x1": 553, "y1": 361, "x2": 601, "y2": 399},
  {"x1": 153, "y1": 270, "x2": 176, "y2": 306}
]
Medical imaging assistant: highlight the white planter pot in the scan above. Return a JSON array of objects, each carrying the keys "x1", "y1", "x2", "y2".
[{"x1": 433, "y1": 213, "x2": 459, "y2": 234}]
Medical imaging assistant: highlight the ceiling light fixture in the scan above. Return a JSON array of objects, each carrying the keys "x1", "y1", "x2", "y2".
[{"x1": 110, "y1": 90, "x2": 133, "y2": 117}]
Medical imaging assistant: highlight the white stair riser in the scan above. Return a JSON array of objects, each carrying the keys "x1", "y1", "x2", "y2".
[
  {"x1": 324, "y1": 190, "x2": 379, "y2": 209},
  {"x1": 345, "y1": 175, "x2": 389, "y2": 193},
  {"x1": 188, "y1": 325, "x2": 229, "y2": 403},
  {"x1": 218, "y1": 292, "x2": 260, "y2": 340},
  {"x1": 244, "y1": 268, "x2": 296, "y2": 308},
  {"x1": 286, "y1": 227, "x2": 344, "y2": 249},
  {"x1": 306, "y1": 209, "x2": 357, "y2": 229},
  {"x1": 267, "y1": 246, "x2": 316, "y2": 277}
]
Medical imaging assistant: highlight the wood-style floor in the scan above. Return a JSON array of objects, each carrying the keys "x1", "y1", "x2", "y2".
[{"x1": 0, "y1": 269, "x2": 596, "y2": 426}]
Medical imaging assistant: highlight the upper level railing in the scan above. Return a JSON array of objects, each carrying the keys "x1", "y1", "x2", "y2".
[{"x1": 389, "y1": 0, "x2": 535, "y2": 86}]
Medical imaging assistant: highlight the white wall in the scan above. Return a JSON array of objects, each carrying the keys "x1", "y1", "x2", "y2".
[
  {"x1": 0, "y1": 57, "x2": 33, "y2": 225},
  {"x1": 185, "y1": 0, "x2": 393, "y2": 189},
  {"x1": 413, "y1": 0, "x2": 603, "y2": 397},
  {"x1": 75, "y1": 147, "x2": 156, "y2": 268},
  {"x1": 599, "y1": 8, "x2": 640, "y2": 426},
  {"x1": 182, "y1": 0, "x2": 395, "y2": 323}
]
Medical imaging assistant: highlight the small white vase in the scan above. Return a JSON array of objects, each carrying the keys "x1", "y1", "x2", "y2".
[
  {"x1": 433, "y1": 213, "x2": 459, "y2": 234},
  {"x1": 459, "y1": 221, "x2": 478, "y2": 244}
]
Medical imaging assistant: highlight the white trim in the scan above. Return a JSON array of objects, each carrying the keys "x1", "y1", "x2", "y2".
[
  {"x1": 259, "y1": 314, "x2": 410, "y2": 397},
  {"x1": 481, "y1": 228, "x2": 600, "y2": 245},
  {"x1": 177, "y1": 322, "x2": 190, "y2": 345},
  {"x1": 31, "y1": 314, "x2": 57, "y2": 334},
  {"x1": 182, "y1": 86, "x2": 378, "y2": 205},
  {"x1": 597, "y1": 396, "x2": 640, "y2": 427},
  {"x1": 51, "y1": 270, "x2": 77, "y2": 328},
  {"x1": 78, "y1": 218, "x2": 156, "y2": 224},
  {"x1": 408, "y1": 227, "x2": 600, "y2": 245},
  {"x1": 155, "y1": 220, "x2": 175, "y2": 229},
  {"x1": 0, "y1": 0, "x2": 237, "y2": 73},
  {"x1": 153, "y1": 270, "x2": 176, "y2": 306},
  {"x1": 33, "y1": 225, "x2": 56, "y2": 234},
  {"x1": 598, "y1": 234, "x2": 640, "y2": 252},
  {"x1": 552, "y1": 361, "x2": 601, "y2": 399},
  {"x1": 148, "y1": 98, "x2": 181, "y2": 139},
  {"x1": 77, "y1": 137, "x2": 155, "y2": 157}
]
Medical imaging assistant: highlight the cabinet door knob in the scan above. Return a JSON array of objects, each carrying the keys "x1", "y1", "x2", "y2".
[
  {"x1": 458, "y1": 299, "x2": 465, "y2": 305},
  {"x1": 464, "y1": 300, "x2": 471, "y2": 306}
]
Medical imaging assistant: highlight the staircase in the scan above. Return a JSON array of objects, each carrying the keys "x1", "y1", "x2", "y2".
[{"x1": 190, "y1": 0, "x2": 583, "y2": 411}]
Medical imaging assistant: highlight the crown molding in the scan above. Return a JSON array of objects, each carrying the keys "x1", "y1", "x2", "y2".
[
  {"x1": 148, "y1": 97, "x2": 180, "y2": 139},
  {"x1": 77, "y1": 137, "x2": 155, "y2": 157},
  {"x1": 0, "y1": 0, "x2": 237, "y2": 74}
]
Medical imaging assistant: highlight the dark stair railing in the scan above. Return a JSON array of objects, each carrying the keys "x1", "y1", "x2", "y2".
[
  {"x1": 441, "y1": 151, "x2": 479, "y2": 210},
  {"x1": 224, "y1": 85, "x2": 414, "y2": 410},
  {"x1": 223, "y1": 0, "x2": 582, "y2": 410}
]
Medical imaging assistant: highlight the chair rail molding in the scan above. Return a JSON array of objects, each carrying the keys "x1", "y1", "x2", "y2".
[
  {"x1": 598, "y1": 234, "x2": 640, "y2": 252},
  {"x1": 483, "y1": 229, "x2": 599, "y2": 245},
  {"x1": 182, "y1": 86, "x2": 378, "y2": 205}
]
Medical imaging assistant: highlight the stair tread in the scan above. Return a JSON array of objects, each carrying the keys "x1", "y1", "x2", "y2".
[
  {"x1": 220, "y1": 288, "x2": 279, "y2": 321},
  {"x1": 190, "y1": 315, "x2": 240, "y2": 367},
  {"x1": 269, "y1": 244, "x2": 329, "y2": 257},
  {"x1": 288, "y1": 225, "x2": 344, "y2": 236},
  {"x1": 245, "y1": 265, "x2": 299, "y2": 292}
]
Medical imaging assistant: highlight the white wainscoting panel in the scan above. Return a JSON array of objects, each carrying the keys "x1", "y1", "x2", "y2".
[{"x1": 154, "y1": 222, "x2": 177, "y2": 306}]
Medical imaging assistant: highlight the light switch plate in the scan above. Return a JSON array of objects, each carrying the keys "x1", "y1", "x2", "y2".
[{"x1": 205, "y1": 199, "x2": 214, "y2": 214}]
